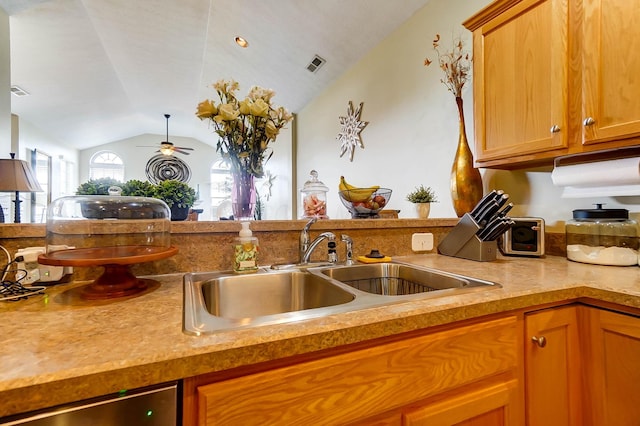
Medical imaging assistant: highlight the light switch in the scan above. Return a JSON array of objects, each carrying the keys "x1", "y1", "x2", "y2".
[{"x1": 412, "y1": 233, "x2": 434, "y2": 252}]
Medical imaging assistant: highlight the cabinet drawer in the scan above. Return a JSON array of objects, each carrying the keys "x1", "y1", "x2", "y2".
[{"x1": 196, "y1": 316, "x2": 520, "y2": 425}]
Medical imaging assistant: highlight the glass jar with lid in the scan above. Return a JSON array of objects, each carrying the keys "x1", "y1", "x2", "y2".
[
  {"x1": 565, "y1": 204, "x2": 639, "y2": 266},
  {"x1": 300, "y1": 170, "x2": 328, "y2": 219}
]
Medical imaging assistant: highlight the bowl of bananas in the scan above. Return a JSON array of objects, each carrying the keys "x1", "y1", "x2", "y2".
[{"x1": 338, "y1": 176, "x2": 392, "y2": 218}]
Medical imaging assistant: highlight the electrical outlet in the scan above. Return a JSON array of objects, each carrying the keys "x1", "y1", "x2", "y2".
[{"x1": 411, "y1": 233, "x2": 434, "y2": 252}]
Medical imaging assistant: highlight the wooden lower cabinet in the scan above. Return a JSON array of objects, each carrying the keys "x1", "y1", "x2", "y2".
[
  {"x1": 525, "y1": 304, "x2": 640, "y2": 426},
  {"x1": 582, "y1": 306, "x2": 640, "y2": 426},
  {"x1": 183, "y1": 304, "x2": 640, "y2": 425},
  {"x1": 524, "y1": 305, "x2": 582, "y2": 426},
  {"x1": 182, "y1": 315, "x2": 523, "y2": 425},
  {"x1": 401, "y1": 379, "x2": 520, "y2": 426}
]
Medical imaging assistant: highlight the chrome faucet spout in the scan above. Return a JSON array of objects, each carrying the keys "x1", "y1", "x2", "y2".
[
  {"x1": 301, "y1": 231, "x2": 335, "y2": 264},
  {"x1": 300, "y1": 217, "x2": 318, "y2": 261}
]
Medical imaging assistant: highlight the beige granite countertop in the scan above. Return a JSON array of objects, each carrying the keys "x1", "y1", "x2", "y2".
[{"x1": 1, "y1": 253, "x2": 639, "y2": 417}]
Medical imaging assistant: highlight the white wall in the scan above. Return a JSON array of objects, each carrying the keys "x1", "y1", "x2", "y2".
[
  {"x1": 0, "y1": 8, "x2": 10, "y2": 155},
  {"x1": 297, "y1": 0, "x2": 493, "y2": 220},
  {"x1": 297, "y1": 0, "x2": 640, "y2": 231}
]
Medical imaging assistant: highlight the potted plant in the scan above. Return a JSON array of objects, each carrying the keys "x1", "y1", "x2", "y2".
[
  {"x1": 120, "y1": 179, "x2": 155, "y2": 197},
  {"x1": 152, "y1": 179, "x2": 197, "y2": 221},
  {"x1": 406, "y1": 185, "x2": 438, "y2": 218},
  {"x1": 74, "y1": 177, "x2": 126, "y2": 218},
  {"x1": 75, "y1": 177, "x2": 124, "y2": 195}
]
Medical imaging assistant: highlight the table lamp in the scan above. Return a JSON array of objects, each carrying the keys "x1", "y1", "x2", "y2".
[{"x1": 0, "y1": 153, "x2": 43, "y2": 223}]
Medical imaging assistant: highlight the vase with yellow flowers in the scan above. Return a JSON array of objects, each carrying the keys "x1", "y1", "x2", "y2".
[
  {"x1": 197, "y1": 80, "x2": 293, "y2": 220},
  {"x1": 425, "y1": 34, "x2": 483, "y2": 218}
]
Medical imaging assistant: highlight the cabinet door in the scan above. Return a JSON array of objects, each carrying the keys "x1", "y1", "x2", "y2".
[
  {"x1": 466, "y1": 0, "x2": 570, "y2": 166},
  {"x1": 191, "y1": 316, "x2": 520, "y2": 425},
  {"x1": 525, "y1": 306, "x2": 582, "y2": 426},
  {"x1": 402, "y1": 380, "x2": 520, "y2": 426},
  {"x1": 582, "y1": 0, "x2": 640, "y2": 146},
  {"x1": 582, "y1": 307, "x2": 640, "y2": 426}
]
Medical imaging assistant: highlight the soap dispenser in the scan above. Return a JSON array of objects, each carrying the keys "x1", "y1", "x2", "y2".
[{"x1": 233, "y1": 221, "x2": 259, "y2": 273}]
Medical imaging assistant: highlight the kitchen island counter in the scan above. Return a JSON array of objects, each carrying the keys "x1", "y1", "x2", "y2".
[{"x1": 0, "y1": 253, "x2": 639, "y2": 417}]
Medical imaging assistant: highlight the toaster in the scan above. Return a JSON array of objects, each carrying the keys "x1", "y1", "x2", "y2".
[{"x1": 501, "y1": 217, "x2": 545, "y2": 257}]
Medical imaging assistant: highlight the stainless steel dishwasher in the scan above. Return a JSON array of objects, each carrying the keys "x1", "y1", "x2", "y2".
[{"x1": 0, "y1": 382, "x2": 178, "y2": 426}]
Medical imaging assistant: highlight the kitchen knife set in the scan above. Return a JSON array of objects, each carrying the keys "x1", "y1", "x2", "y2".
[
  {"x1": 438, "y1": 189, "x2": 513, "y2": 261},
  {"x1": 469, "y1": 189, "x2": 515, "y2": 242}
]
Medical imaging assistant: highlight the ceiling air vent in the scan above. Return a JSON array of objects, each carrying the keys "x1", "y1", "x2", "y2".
[
  {"x1": 306, "y1": 55, "x2": 326, "y2": 73},
  {"x1": 10, "y1": 85, "x2": 29, "y2": 97}
]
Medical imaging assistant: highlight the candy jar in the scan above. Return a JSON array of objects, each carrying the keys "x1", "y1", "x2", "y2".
[{"x1": 300, "y1": 170, "x2": 328, "y2": 219}]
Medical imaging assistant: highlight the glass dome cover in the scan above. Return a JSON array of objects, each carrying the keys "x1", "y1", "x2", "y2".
[{"x1": 38, "y1": 195, "x2": 177, "y2": 299}]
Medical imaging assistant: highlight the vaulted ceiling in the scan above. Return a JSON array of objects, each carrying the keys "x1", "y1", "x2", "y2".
[{"x1": 1, "y1": 0, "x2": 431, "y2": 150}]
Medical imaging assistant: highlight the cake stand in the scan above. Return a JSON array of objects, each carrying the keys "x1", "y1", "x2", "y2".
[{"x1": 38, "y1": 246, "x2": 178, "y2": 300}]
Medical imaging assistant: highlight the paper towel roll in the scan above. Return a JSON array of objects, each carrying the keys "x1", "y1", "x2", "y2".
[{"x1": 551, "y1": 157, "x2": 640, "y2": 197}]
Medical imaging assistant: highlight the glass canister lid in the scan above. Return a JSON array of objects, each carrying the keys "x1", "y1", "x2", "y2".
[
  {"x1": 572, "y1": 203, "x2": 629, "y2": 220},
  {"x1": 301, "y1": 170, "x2": 329, "y2": 193}
]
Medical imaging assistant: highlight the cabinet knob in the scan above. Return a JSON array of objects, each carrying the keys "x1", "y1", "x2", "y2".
[
  {"x1": 531, "y1": 336, "x2": 547, "y2": 348},
  {"x1": 550, "y1": 125, "x2": 561, "y2": 133},
  {"x1": 583, "y1": 117, "x2": 596, "y2": 126}
]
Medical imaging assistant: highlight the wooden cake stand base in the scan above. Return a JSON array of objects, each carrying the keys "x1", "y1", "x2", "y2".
[{"x1": 38, "y1": 246, "x2": 178, "y2": 300}]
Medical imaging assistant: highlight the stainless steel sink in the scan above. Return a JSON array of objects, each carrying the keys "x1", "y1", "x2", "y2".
[
  {"x1": 201, "y1": 270, "x2": 354, "y2": 318},
  {"x1": 315, "y1": 262, "x2": 498, "y2": 296},
  {"x1": 183, "y1": 263, "x2": 501, "y2": 335},
  {"x1": 183, "y1": 269, "x2": 357, "y2": 335}
]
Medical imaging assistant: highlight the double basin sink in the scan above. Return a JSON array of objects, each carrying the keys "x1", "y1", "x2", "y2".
[{"x1": 183, "y1": 262, "x2": 501, "y2": 335}]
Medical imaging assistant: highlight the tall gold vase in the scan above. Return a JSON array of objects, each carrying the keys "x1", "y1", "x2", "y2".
[{"x1": 450, "y1": 96, "x2": 483, "y2": 217}]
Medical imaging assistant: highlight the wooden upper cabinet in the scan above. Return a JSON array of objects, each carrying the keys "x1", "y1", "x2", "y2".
[
  {"x1": 465, "y1": 0, "x2": 640, "y2": 169},
  {"x1": 464, "y1": 0, "x2": 570, "y2": 168},
  {"x1": 582, "y1": 0, "x2": 640, "y2": 146}
]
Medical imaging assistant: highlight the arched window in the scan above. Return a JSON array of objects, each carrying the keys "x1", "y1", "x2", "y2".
[
  {"x1": 210, "y1": 159, "x2": 231, "y2": 219},
  {"x1": 89, "y1": 151, "x2": 124, "y2": 181}
]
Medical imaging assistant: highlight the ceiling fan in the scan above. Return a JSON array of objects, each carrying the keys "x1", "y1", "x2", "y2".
[{"x1": 139, "y1": 114, "x2": 194, "y2": 156}]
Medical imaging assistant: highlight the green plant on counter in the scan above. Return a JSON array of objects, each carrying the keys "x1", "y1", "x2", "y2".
[
  {"x1": 75, "y1": 177, "x2": 123, "y2": 195},
  {"x1": 120, "y1": 179, "x2": 155, "y2": 197},
  {"x1": 406, "y1": 185, "x2": 438, "y2": 203},
  {"x1": 152, "y1": 179, "x2": 197, "y2": 209}
]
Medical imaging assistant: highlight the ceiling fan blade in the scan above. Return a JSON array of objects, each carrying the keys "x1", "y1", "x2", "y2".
[
  {"x1": 174, "y1": 149, "x2": 191, "y2": 155},
  {"x1": 175, "y1": 146, "x2": 194, "y2": 151}
]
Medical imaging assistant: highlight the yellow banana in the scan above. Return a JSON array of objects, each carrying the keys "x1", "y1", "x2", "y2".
[{"x1": 339, "y1": 177, "x2": 380, "y2": 202}]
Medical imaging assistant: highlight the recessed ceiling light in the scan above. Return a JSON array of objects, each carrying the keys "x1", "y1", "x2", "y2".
[{"x1": 235, "y1": 36, "x2": 249, "y2": 48}]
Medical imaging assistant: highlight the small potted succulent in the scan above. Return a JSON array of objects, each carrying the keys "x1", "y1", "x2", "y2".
[
  {"x1": 406, "y1": 185, "x2": 438, "y2": 218},
  {"x1": 152, "y1": 180, "x2": 197, "y2": 221}
]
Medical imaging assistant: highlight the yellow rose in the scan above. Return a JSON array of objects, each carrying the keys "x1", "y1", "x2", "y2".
[
  {"x1": 196, "y1": 100, "x2": 217, "y2": 119},
  {"x1": 250, "y1": 99, "x2": 269, "y2": 117},
  {"x1": 217, "y1": 103, "x2": 240, "y2": 121},
  {"x1": 239, "y1": 99, "x2": 251, "y2": 115},
  {"x1": 265, "y1": 120, "x2": 278, "y2": 139}
]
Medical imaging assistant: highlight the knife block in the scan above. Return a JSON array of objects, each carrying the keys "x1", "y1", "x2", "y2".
[{"x1": 438, "y1": 213, "x2": 497, "y2": 262}]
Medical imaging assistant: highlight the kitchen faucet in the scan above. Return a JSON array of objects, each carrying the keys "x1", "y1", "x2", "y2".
[
  {"x1": 301, "y1": 231, "x2": 336, "y2": 264},
  {"x1": 299, "y1": 217, "x2": 318, "y2": 262}
]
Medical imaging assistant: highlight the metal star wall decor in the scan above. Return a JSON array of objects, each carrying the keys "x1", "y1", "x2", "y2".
[{"x1": 337, "y1": 101, "x2": 368, "y2": 162}]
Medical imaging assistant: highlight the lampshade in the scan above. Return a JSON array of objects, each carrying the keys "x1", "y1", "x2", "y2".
[{"x1": 0, "y1": 158, "x2": 43, "y2": 192}]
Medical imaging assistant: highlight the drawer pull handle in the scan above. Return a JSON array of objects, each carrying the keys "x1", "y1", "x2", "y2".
[
  {"x1": 583, "y1": 117, "x2": 596, "y2": 126},
  {"x1": 550, "y1": 125, "x2": 561, "y2": 133},
  {"x1": 531, "y1": 336, "x2": 547, "y2": 348}
]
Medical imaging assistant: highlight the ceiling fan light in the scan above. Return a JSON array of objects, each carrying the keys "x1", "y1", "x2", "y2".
[{"x1": 160, "y1": 146, "x2": 174, "y2": 156}]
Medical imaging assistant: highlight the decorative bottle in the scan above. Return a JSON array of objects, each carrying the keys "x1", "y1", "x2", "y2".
[{"x1": 233, "y1": 221, "x2": 259, "y2": 274}]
